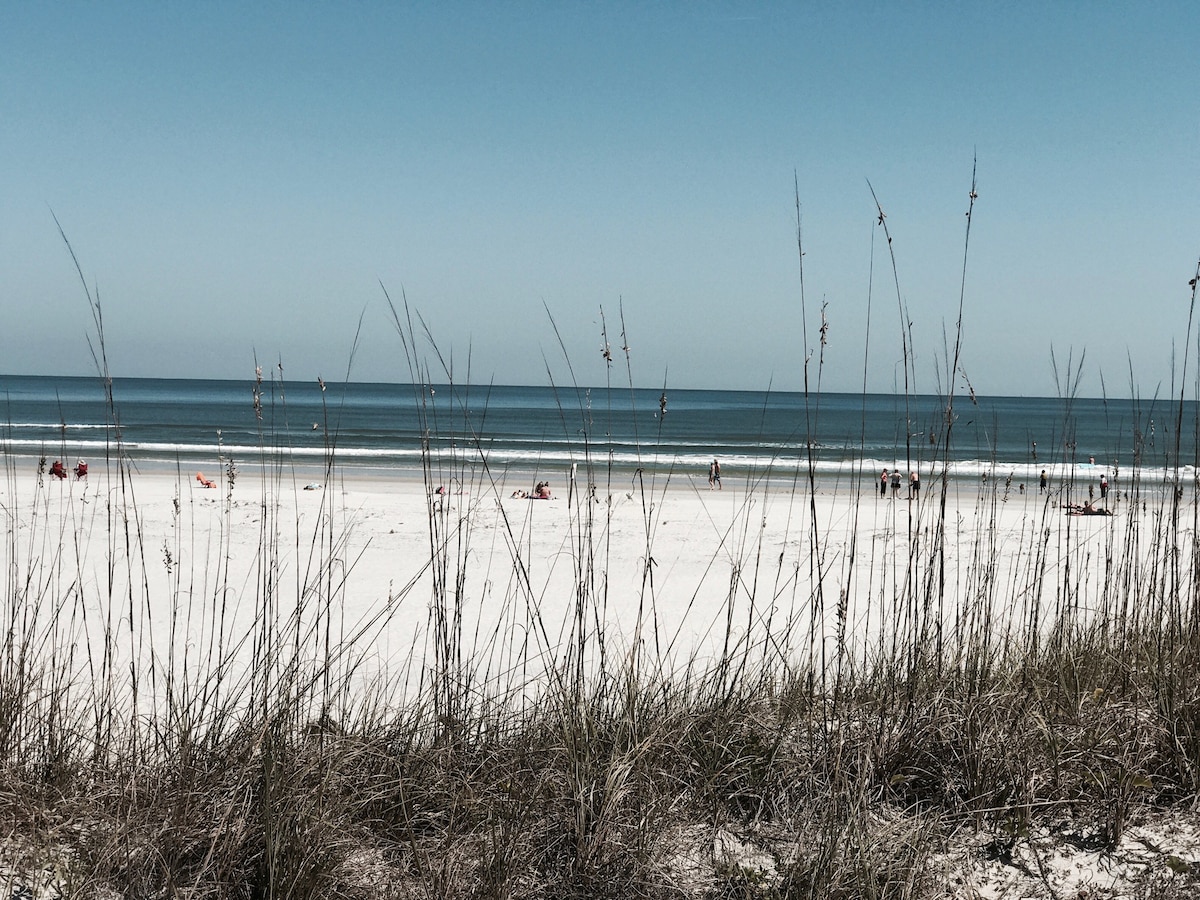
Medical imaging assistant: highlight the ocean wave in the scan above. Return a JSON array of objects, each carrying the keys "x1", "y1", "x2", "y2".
[
  {"x1": 3, "y1": 438, "x2": 1190, "y2": 486},
  {"x1": 4, "y1": 422, "x2": 115, "y2": 430}
]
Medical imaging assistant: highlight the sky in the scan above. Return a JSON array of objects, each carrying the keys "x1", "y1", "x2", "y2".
[{"x1": 2, "y1": 2, "x2": 1198, "y2": 398}]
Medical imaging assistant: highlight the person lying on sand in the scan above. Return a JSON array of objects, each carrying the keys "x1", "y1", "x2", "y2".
[{"x1": 1065, "y1": 500, "x2": 1111, "y2": 516}]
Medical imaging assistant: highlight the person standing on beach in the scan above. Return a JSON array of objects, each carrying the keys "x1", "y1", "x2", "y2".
[
  {"x1": 1100, "y1": 473, "x2": 1108, "y2": 499},
  {"x1": 1040, "y1": 469, "x2": 1048, "y2": 493},
  {"x1": 881, "y1": 468, "x2": 888, "y2": 498},
  {"x1": 909, "y1": 470, "x2": 919, "y2": 498},
  {"x1": 710, "y1": 459, "x2": 721, "y2": 490},
  {"x1": 890, "y1": 469, "x2": 901, "y2": 498}
]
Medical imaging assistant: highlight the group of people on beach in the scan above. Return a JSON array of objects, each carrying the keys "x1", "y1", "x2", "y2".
[
  {"x1": 511, "y1": 481, "x2": 553, "y2": 500},
  {"x1": 876, "y1": 460, "x2": 1118, "y2": 517},
  {"x1": 1039, "y1": 464, "x2": 1117, "y2": 516},
  {"x1": 1066, "y1": 466, "x2": 1115, "y2": 515},
  {"x1": 880, "y1": 467, "x2": 919, "y2": 499}
]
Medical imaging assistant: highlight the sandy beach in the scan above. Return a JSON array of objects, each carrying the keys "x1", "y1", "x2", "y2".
[
  {"x1": 5, "y1": 455, "x2": 1200, "y2": 899},
  {"x1": 2, "y1": 456, "x2": 1162, "y2": 709}
]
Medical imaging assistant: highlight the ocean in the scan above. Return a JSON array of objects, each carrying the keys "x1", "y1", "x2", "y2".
[{"x1": 1, "y1": 374, "x2": 1196, "y2": 487}]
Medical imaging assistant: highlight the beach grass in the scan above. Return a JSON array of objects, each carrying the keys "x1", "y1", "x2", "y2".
[{"x1": 1, "y1": 221, "x2": 1199, "y2": 899}]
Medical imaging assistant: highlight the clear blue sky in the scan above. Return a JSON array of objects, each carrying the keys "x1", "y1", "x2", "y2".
[{"x1": 2, "y1": 2, "x2": 1197, "y2": 397}]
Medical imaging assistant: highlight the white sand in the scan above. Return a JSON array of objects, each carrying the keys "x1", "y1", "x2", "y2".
[{"x1": 0, "y1": 458, "x2": 1171, "y2": 709}]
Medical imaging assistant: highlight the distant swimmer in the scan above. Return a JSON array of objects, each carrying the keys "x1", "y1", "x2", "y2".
[{"x1": 659, "y1": 392, "x2": 667, "y2": 417}]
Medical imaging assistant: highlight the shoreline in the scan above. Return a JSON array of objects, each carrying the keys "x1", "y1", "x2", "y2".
[{"x1": 9, "y1": 446, "x2": 1176, "y2": 500}]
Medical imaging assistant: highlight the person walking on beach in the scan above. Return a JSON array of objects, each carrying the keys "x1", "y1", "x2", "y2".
[
  {"x1": 709, "y1": 459, "x2": 721, "y2": 490},
  {"x1": 1100, "y1": 473, "x2": 1109, "y2": 499},
  {"x1": 881, "y1": 468, "x2": 888, "y2": 498},
  {"x1": 1040, "y1": 469, "x2": 1048, "y2": 493},
  {"x1": 909, "y1": 470, "x2": 920, "y2": 498},
  {"x1": 890, "y1": 469, "x2": 901, "y2": 498}
]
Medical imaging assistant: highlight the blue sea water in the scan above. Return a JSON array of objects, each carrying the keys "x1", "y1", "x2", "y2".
[{"x1": 1, "y1": 374, "x2": 1196, "y2": 486}]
